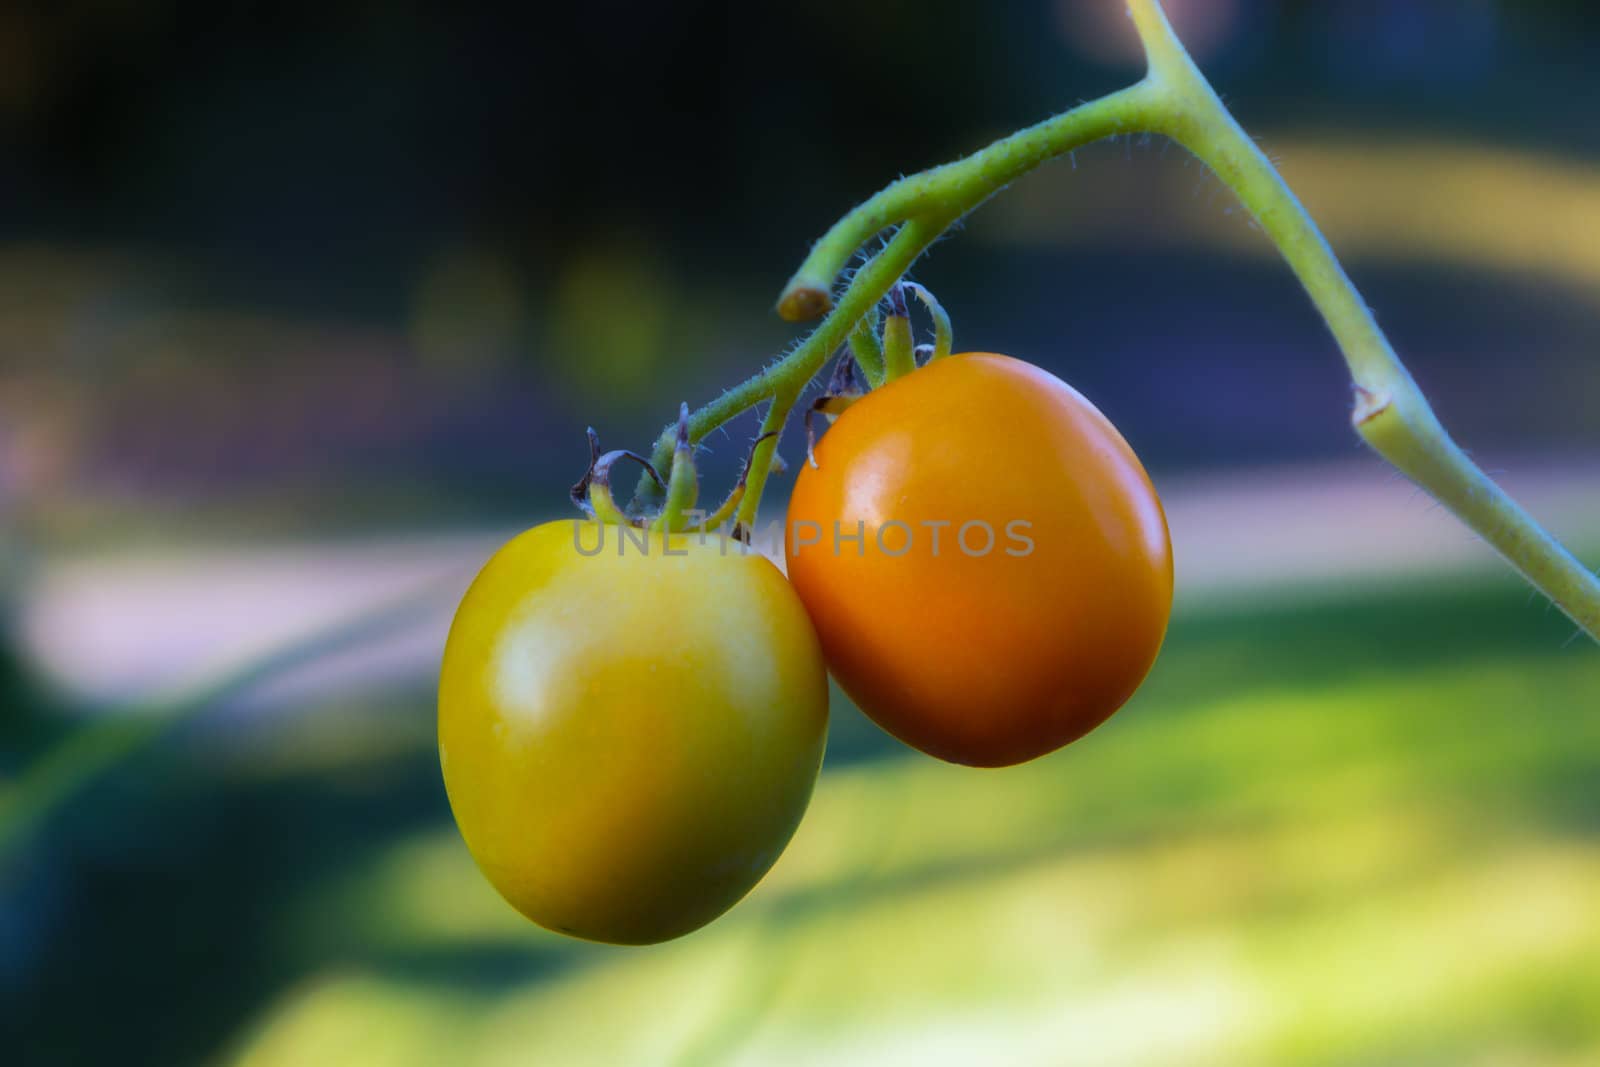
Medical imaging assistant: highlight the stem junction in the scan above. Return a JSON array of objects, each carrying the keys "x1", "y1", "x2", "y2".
[{"x1": 606, "y1": 0, "x2": 1599, "y2": 639}]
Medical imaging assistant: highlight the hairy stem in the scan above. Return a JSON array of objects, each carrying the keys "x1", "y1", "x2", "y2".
[
  {"x1": 682, "y1": 0, "x2": 1599, "y2": 634},
  {"x1": 849, "y1": 311, "x2": 888, "y2": 387},
  {"x1": 1125, "y1": 0, "x2": 1600, "y2": 637},
  {"x1": 633, "y1": 218, "x2": 948, "y2": 510},
  {"x1": 633, "y1": 86, "x2": 1158, "y2": 513},
  {"x1": 735, "y1": 387, "x2": 801, "y2": 532},
  {"x1": 776, "y1": 83, "x2": 1158, "y2": 322},
  {"x1": 881, "y1": 286, "x2": 916, "y2": 381},
  {"x1": 902, "y1": 282, "x2": 954, "y2": 362},
  {"x1": 11, "y1": 0, "x2": 1595, "y2": 864}
]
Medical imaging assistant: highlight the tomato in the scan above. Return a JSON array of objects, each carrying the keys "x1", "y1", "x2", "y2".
[
  {"x1": 438, "y1": 520, "x2": 829, "y2": 944},
  {"x1": 785, "y1": 352, "x2": 1171, "y2": 768}
]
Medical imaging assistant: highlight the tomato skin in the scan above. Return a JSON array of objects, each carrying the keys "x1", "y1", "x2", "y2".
[
  {"x1": 786, "y1": 352, "x2": 1172, "y2": 768},
  {"x1": 438, "y1": 520, "x2": 829, "y2": 944}
]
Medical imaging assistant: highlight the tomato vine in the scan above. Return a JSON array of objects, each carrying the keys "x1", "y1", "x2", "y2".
[
  {"x1": 5, "y1": 0, "x2": 1596, "y2": 864},
  {"x1": 607, "y1": 0, "x2": 1600, "y2": 639}
]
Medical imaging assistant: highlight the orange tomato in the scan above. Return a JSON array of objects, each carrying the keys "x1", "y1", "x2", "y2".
[{"x1": 785, "y1": 352, "x2": 1172, "y2": 767}]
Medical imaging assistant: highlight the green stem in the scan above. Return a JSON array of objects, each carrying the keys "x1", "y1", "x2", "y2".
[
  {"x1": 1124, "y1": 0, "x2": 1600, "y2": 638},
  {"x1": 633, "y1": 88, "x2": 1157, "y2": 512},
  {"x1": 776, "y1": 83, "x2": 1158, "y2": 322},
  {"x1": 686, "y1": 0, "x2": 1600, "y2": 637},
  {"x1": 881, "y1": 287, "x2": 916, "y2": 381},
  {"x1": 652, "y1": 404, "x2": 698, "y2": 532},
  {"x1": 633, "y1": 219, "x2": 947, "y2": 509},
  {"x1": 849, "y1": 310, "x2": 887, "y2": 387},
  {"x1": 734, "y1": 388, "x2": 800, "y2": 533},
  {"x1": 902, "y1": 282, "x2": 953, "y2": 362}
]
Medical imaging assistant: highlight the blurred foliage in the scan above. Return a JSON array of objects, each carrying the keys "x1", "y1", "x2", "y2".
[
  {"x1": 0, "y1": 634, "x2": 55, "y2": 764},
  {"x1": 6, "y1": 576, "x2": 1597, "y2": 1065}
]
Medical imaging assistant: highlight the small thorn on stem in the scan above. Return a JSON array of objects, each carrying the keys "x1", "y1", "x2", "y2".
[
  {"x1": 825, "y1": 349, "x2": 863, "y2": 397},
  {"x1": 742, "y1": 430, "x2": 780, "y2": 485},
  {"x1": 805, "y1": 352, "x2": 869, "y2": 469},
  {"x1": 568, "y1": 427, "x2": 604, "y2": 514},
  {"x1": 887, "y1": 282, "x2": 910, "y2": 320},
  {"x1": 571, "y1": 428, "x2": 664, "y2": 526},
  {"x1": 901, "y1": 281, "x2": 953, "y2": 361},
  {"x1": 880, "y1": 283, "x2": 917, "y2": 380},
  {"x1": 734, "y1": 430, "x2": 780, "y2": 497}
]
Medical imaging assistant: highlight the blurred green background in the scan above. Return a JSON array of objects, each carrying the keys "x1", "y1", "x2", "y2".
[{"x1": 2, "y1": 2, "x2": 1598, "y2": 1065}]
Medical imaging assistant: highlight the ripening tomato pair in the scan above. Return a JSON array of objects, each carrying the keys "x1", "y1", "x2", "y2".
[{"x1": 438, "y1": 351, "x2": 1171, "y2": 943}]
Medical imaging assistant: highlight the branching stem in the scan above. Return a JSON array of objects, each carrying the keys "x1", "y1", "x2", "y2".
[
  {"x1": 11, "y1": 0, "x2": 1594, "y2": 862},
  {"x1": 1124, "y1": 0, "x2": 1600, "y2": 637},
  {"x1": 632, "y1": 0, "x2": 1598, "y2": 638}
]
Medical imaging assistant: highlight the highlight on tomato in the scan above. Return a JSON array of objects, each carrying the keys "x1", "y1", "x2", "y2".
[
  {"x1": 438, "y1": 519, "x2": 830, "y2": 944},
  {"x1": 786, "y1": 352, "x2": 1172, "y2": 768}
]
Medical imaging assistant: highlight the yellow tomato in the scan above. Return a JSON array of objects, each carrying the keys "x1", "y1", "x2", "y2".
[
  {"x1": 438, "y1": 520, "x2": 829, "y2": 944},
  {"x1": 786, "y1": 353, "x2": 1172, "y2": 767}
]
